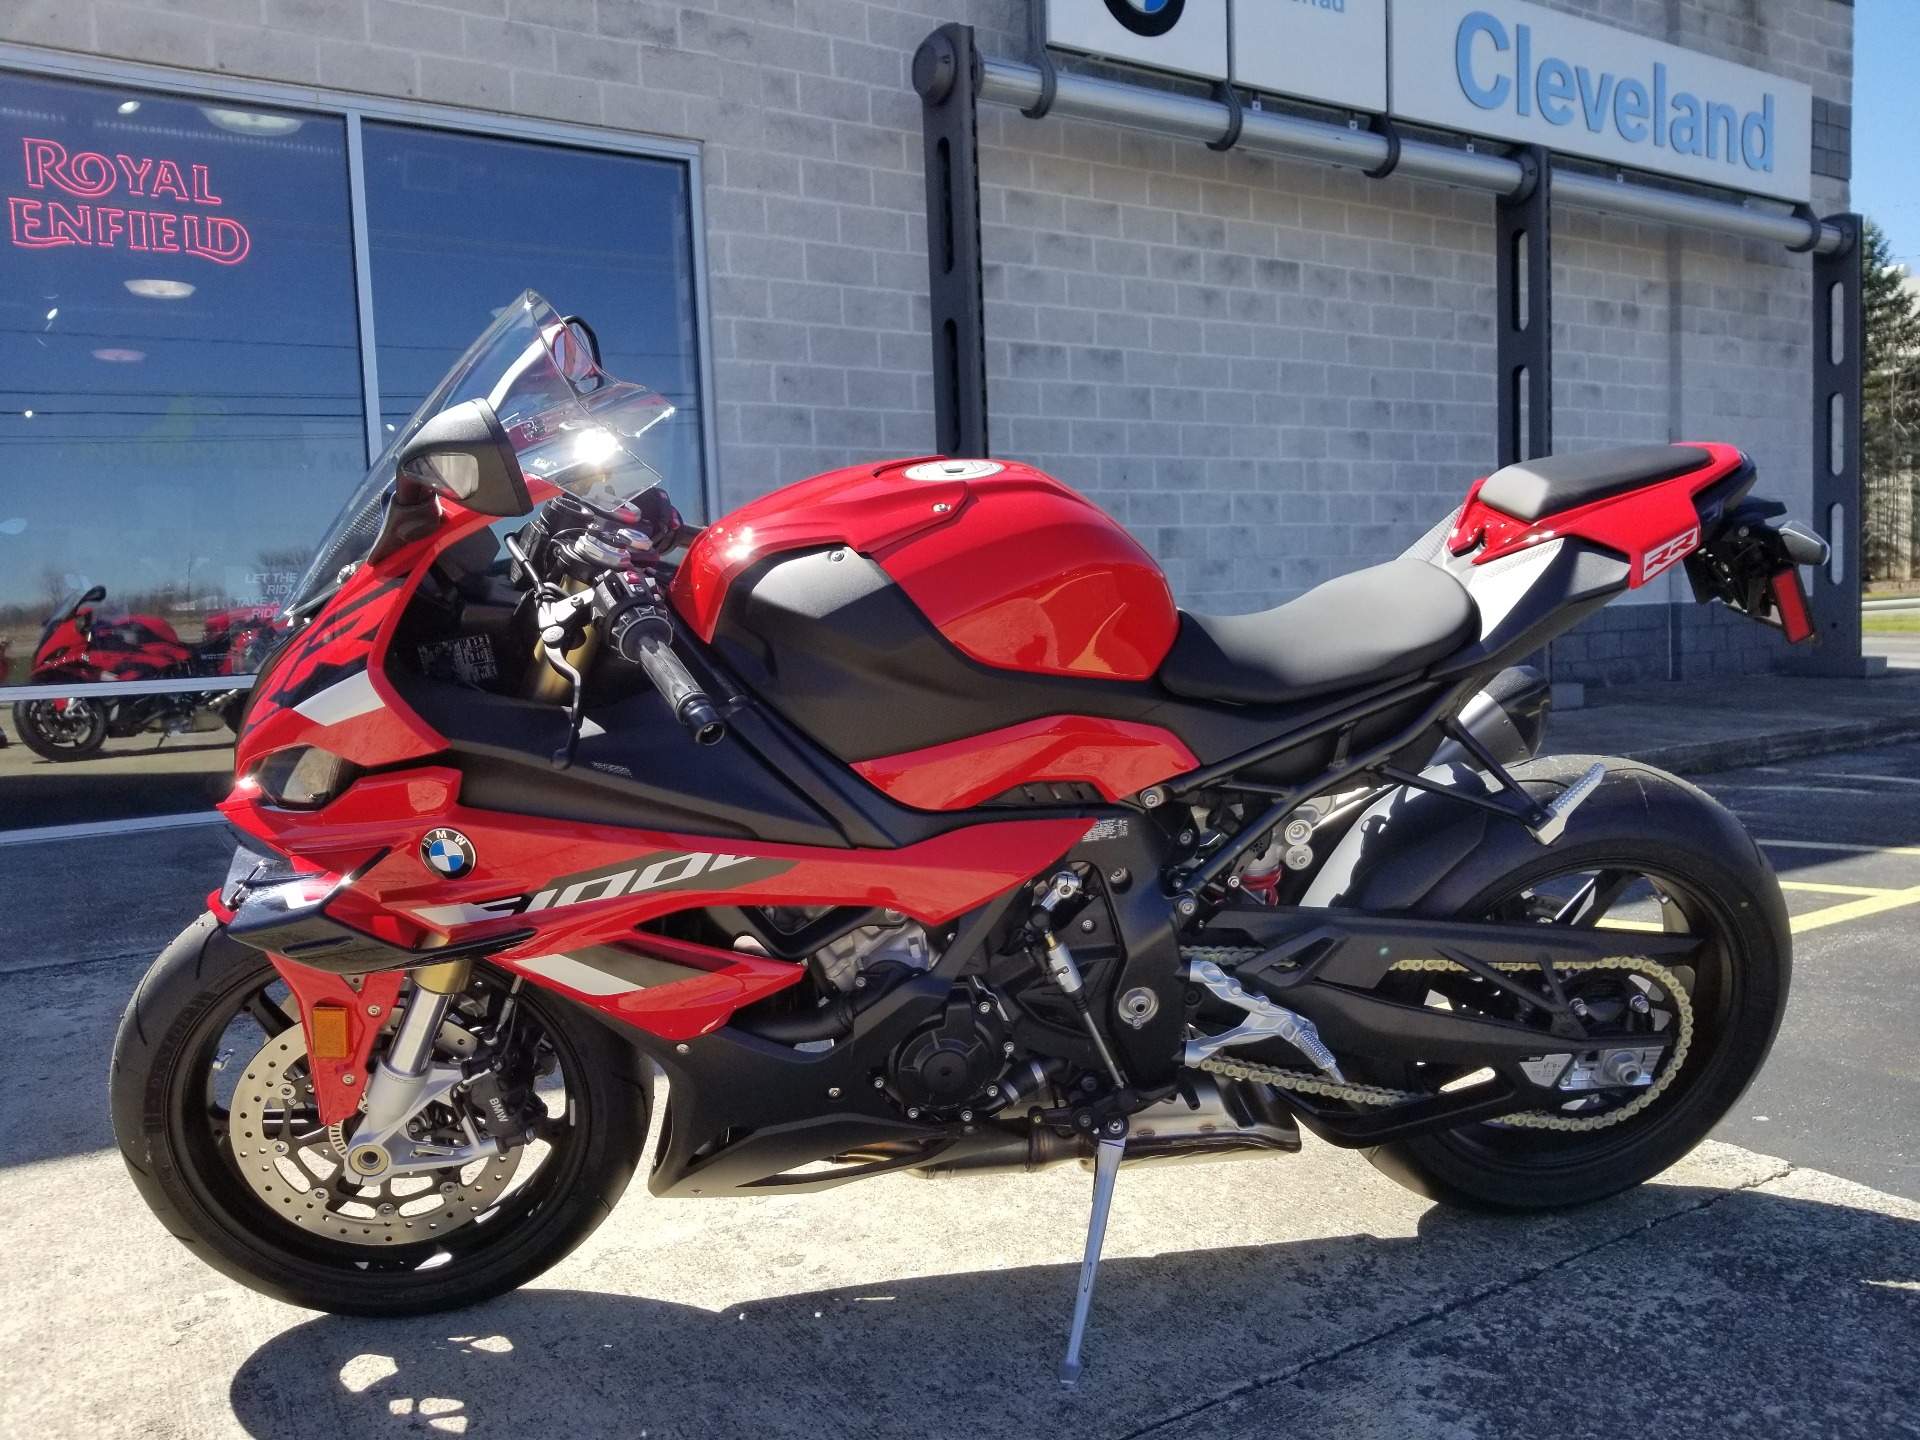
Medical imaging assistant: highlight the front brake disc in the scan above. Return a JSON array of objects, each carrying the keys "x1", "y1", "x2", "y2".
[{"x1": 227, "y1": 1027, "x2": 520, "y2": 1246}]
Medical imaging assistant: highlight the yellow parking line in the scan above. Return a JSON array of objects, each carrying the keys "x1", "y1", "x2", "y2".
[
  {"x1": 1777, "y1": 881, "x2": 1896, "y2": 897},
  {"x1": 1760, "y1": 839, "x2": 1920, "y2": 857},
  {"x1": 1790, "y1": 884, "x2": 1920, "y2": 934}
]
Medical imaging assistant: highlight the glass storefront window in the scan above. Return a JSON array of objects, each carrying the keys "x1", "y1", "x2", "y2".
[
  {"x1": 0, "y1": 66, "x2": 708, "y2": 831},
  {"x1": 362, "y1": 124, "x2": 706, "y2": 523},
  {"x1": 0, "y1": 74, "x2": 363, "y2": 685}
]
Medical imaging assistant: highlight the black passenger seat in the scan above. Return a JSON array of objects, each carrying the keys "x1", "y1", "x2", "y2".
[
  {"x1": 1476, "y1": 444, "x2": 1714, "y2": 522},
  {"x1": 1157, "y1": 559, "x2": 1479, "y2": 706}
]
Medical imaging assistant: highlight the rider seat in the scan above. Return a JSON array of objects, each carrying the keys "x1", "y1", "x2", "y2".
[
  {"x1": 1476, "y1": 444, "x2": 1713, "y2": 522},
  {"x1": 1157, "y1": 559, "x2": 1478, "y2": 706}
]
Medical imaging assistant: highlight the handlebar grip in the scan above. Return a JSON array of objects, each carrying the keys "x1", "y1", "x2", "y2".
[{"x1": 633, "y1": 633, "x2": 726, "y2": 746}]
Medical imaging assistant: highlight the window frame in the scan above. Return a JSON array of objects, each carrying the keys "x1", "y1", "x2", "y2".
[{"x1": 0, "y1": 43, "x2": 718, "y2": 700}]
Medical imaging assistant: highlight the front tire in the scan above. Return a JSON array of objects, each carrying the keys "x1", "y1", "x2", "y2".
[
  {"x1": 13, "y1": 697, "x2": 107, "y2": 760},
  {"x1": 110, "y1": 915, "x2": 650, "y2": 1315},
  {"x1": 1363, "y1": 755, "x2": 1791, "y2": 1211}
]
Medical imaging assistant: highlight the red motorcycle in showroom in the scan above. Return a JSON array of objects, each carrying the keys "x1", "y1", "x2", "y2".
[
  {"x1": 111, "y1": 293, "x2": 1827, "y2": 1384},
  {"x1": 11, "y1": 586, "x2": 281, "y2": 761}
]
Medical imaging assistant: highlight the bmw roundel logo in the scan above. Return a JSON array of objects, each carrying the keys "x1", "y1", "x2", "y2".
[
  {"x1": 421, "y1": 828, "x2": 477, "y2": 879},
  {"x1": 1105, "y1": 0, "x2": 1184, "y2": 38}
]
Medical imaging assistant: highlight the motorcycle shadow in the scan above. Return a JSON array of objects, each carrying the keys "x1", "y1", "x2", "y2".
[{"x1": 227, "y1": 1182, "x2": 1920, "y2": 1440}]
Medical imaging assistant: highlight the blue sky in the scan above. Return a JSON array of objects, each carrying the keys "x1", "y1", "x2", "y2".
[{"x1": 1855, "y1": 0, "x2": 1920, "y2": 270}]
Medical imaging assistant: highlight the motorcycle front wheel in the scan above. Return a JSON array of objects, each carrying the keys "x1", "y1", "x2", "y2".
[
  {"x1": 12, "y1": 697, "x2": 107, "y2": 760},
  {"x1": 110, "y1": 915, "x2": 650, "y2": 1315},
  {"x1": 1361, "y1": 757, "x2": 1791, "y2": 1211}
]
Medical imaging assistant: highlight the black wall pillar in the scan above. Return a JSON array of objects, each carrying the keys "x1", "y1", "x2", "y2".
[
  {"x1": 914, "y1": 24, "x2": 990, "y2": 459},
  {"x1": 1496, "y1": 147, "x2": 1553, "y2": 467},
  {"x1": 1788, "y1": 212, "x2": 1867, "y2": 675}
]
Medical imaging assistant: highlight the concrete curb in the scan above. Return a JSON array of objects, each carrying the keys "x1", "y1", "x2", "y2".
[{"x1": 1612, "y1": 715, "x2": 1920, "y2": 775}]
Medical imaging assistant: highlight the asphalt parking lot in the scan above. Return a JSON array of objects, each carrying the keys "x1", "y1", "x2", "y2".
[{"x1": 5, "y1": 744, "x2": 1920, "y2": 1438}]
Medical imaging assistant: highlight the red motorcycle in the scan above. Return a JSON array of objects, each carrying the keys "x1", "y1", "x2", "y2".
[
  {"x1": 11, "y1": 586, "x2": 280, "y2": 761},
  {"x1": 111, "y1": 293, "x2": 1826, "y2": 1383}
]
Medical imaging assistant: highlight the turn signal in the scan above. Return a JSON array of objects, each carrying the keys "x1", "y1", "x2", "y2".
[
  {"x1": 308, "y1": 1003, "x2": 352, "y2": 1060},
  {"x1": 252, "y1": 746, "x2": 360, "y2": 809}
]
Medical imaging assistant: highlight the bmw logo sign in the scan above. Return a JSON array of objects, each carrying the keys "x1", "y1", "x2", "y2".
[
  {"x1": 421, "y1": 828, "x2": 477, "y2": 879},
  {"x1": 1105, "y1": 0, "x2": 1184, "y2": 38}
]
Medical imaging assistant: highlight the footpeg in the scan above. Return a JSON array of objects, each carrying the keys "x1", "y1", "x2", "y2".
[
  {"x1": 1528, "y1": 762, "x2": 1606, "y2": 845},
  {"x1": 1060, "y1": 1125, "x2": 1126, "y2": 1389},
  {"x1": 1181, "y1": 959, "x2": 1345, "y2": 1081}
]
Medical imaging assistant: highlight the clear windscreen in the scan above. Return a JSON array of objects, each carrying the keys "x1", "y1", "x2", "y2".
[{"x1": 286, "y1": 291, "x2": 676, "y2": 616}]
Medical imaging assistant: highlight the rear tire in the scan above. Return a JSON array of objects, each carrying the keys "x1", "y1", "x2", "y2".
[
  {"x1": 110, "y1": 915, "x2": 650, "y2": 1314},
  {"x1": 1363, "y1": 755, "x2": 1791, "y2": 1211}
]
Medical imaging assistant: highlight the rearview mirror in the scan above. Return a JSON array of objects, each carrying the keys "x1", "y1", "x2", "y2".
[{"x1": 396, "y1": 399, "x2": 531, "y2": 518}]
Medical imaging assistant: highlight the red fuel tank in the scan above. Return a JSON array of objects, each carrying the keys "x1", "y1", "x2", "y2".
[{"x1": 672, "y1": 457, "x2": 1179, "y2": 681}]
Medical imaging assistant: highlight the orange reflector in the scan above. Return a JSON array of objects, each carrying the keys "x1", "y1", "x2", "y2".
[{"x1": 309, "y1": 1004, "x2": 352, "y2": 1060}]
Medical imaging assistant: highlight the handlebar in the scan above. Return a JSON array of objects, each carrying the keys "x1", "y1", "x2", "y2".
[
  {"x1": 596, "y1": 570, "x2": 726, "y2": 746},
  {"x1": 630, "y1": 630, "x2": 726, "y2": 746}
]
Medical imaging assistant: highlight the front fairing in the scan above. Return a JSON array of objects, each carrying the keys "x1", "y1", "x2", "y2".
[{"x1": 234, "y1": 510, "x2": 485, "y2": 777}]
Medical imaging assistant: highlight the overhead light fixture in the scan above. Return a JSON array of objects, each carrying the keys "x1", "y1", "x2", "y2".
[
  {"x1": 117, "y1": 100, "x2": 140, "y2": 115},
  {"x1": 124, "y1": 279, "x2": 195, "y2": 300},
  {"x1": 200, "y1": 107, "x2": 302, "y2": 136},
  {"x1": 93, "y1": 348, "x2": 146, "y2": 363},
  {"x1": 22, "y1": 410, "x2": 33, "y2": 419}
]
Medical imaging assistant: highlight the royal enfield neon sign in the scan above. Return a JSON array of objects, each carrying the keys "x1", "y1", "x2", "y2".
[{"x1": 8, "y1": 137, "x2": 252, "y2": 264}]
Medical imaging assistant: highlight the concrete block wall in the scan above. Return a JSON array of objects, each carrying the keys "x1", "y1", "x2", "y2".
[
  {"x1": 0, "y1": 0, "x2": 1853, "y2": 674},
  {"x1": 978, "y1": 116, "x2": 1499, "y2": 611}
]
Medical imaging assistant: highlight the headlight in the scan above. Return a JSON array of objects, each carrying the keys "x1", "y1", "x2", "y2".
[{"x1": 252, "y1": 746, "x2": 360, "y2": 809}]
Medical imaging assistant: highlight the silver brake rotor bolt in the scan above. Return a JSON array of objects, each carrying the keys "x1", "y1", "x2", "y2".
[
  {"x1": 440, "y1": 1181, "x2": 456, "y2": 1194},
  {"x1": 279, "y1": 1083, "x2": 296, "y2": 1099},
  {"x1": 273, "y1": 1141, "x2": 288, "y2": 1155}
]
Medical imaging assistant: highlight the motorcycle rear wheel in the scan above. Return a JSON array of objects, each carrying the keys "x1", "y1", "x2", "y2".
[
  {"x1": 1362, "y1": 758, "x2": 1791, "y2": 1211},
  {"x1": 110, "y1": 915, "x2": 650, "y2": 1315},
  {"x1": 12, "y1": 697, "x2": 107, "y2": 760}
]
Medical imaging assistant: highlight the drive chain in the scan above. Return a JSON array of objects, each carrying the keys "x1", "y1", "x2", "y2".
[{"x1": 1194, "y1": 955, "x2": 1694, "y2": 1133}]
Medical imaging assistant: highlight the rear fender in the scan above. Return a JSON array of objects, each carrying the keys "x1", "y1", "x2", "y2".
[{"x1": 1299, "y1": 753, "x2": 1777, "y2": 922}]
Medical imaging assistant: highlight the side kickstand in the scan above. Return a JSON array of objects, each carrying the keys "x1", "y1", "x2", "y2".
[{"x1": 1060, "y1": 1124, "x2": 1127, "y2": 1389}]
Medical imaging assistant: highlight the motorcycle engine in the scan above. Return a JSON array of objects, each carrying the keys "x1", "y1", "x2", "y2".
[
  {"x1": 885, "y1": 982, "x2": 1009, "y2": 1118},
  {"x1": 800, "y1": 917, "x2": 1010, "y2": 1118},
  {"x1": 813, "y1": 914, "x2": 933, "y2": 993}
]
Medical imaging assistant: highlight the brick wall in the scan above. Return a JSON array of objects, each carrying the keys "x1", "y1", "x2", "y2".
[{"x1": 0, "y1": 0, "x2": 1853, "y2": 674}]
